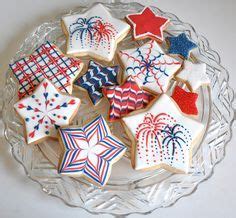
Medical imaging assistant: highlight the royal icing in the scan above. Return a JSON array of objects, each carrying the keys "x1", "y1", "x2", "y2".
[
  {"x1": 14, "y1": 79, "x2": 81, "y2": 144},
  {"x1": 74, "y1": 60, "x2": 119, "y2": 105},
  {"x1": 119, "y1": 40, "x2": 182, "y2": 93},
  {"x1": 176, "y1": 60, "x2": 210, "y2": 91},
  {"x1": 62, "y1": 3, "x2": 130, "y2": 62},
  {"x1": 10, "y1": 41, "x2": 83, "y2": 99},
  {"x1": 126, "y1": 7, "x2": 169, "y2": 41},
  {"x1": 58, "y1": 115, "x2": 126, "y2": 186},
  {"x1": 171, "y1": 86, "x2": 198, "y2": 115},
  {"x1": 122, "y1": 94, "x2": 204, "y2": 172},
  {"x1": 103, "y1": 76, "x2": 154, "y2": 121},
  {"x1": 166, "y1": 33, "x2": 197, "y2": 59}
]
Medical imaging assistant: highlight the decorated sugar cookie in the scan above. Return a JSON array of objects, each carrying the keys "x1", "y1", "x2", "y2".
[
  {"x1": 166, "y1": 33, "x2": 197, "y2": 59},
  {"x1": 62, "y1": 3, "x2": 130, "y2": 62},
  {"x1": 74, "y1": 60, "x2": 119, "y2": 105},
  {"x1": 126, "y1": 7, "x2": 169, "y2": 42},
  {"x1": 171, "y1": 86, "x2": 198, "y2": 115},
  {"x1": 14, "y1": 79, "x2": 81, "y2": 144},
  {"x1": 10, "y1": 41, "x2": 83, "y2": 99},
  {"x1": 58, "y1": 115, "x2": 126, "y2": 186},
  {"x1": 103, "y1": 76, "x2": 154, "y2": 121},
  {"x1": 122, "y1": 94, "x2": 204, "y2": 173},
  {"x1": 119, "y1": 40, "x2": 182, "y2": 93},
  {"x1": 176, "y1": 60, "x2": 210, "y2": 91}
]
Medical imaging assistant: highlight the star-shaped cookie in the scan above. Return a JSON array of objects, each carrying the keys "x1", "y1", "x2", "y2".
[
  {"x1": 166, "y1": 33, "x2": 197, "y2": 59},
  {"x1": 74, "y1": 60, "x2": 119, "y2": 105},
  {"x1": 171, "y1": 86, "x2": 198, "y2": 115},
  {"x1": 103, "y1": 76, "x2": 154, "y2": 121},
  {"x1": 58, "y1": 115, "x2": 126, "y2": 186},
  {"x1": 62, "y1": 3, "x2": 130, "y2": 62},
  {"x1": 10, "y1": 41, "x2": 83, "y2": 99},
  {"x1": 122, "y1": 94, "x2": 204, "y2": 173},
  {"x1": 14, "y1": 79, "x2": 81, "y2": 144},
  {"x1": 119, "y1": 40, "x2": 182, "y2": 94},
  {"x1": 126, "y1": 7, "x2": 169, "y2": 42},
  {"x1": 176, "y1": 60, "x2": 210, "y2": 91}
]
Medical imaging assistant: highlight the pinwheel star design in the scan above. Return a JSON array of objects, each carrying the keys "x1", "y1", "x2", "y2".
[
  {"x1": 62, "y1": 3, "x2": 130, "y2": 61},
  {"x1": 14, "y1": 79, "x2": 81, "y2": 144},
  {"x1": 74, "y1": 60, "x2": 119, "y2": 105},
  {"x1": 10, "y1": 41, "x2": 83, "y2": 99},
  {"x1": 126, "y1": 7, "x2": 169, "y2": 41},
  {"x1": 119, "y1": 40, "x2": 182, "y2": 93},
  {"x1": 166, "y1": 33, "x2": 197, "y2": 59},
  {"x1": 59, "y1": 115, "x2": 126, "y2": 186}
]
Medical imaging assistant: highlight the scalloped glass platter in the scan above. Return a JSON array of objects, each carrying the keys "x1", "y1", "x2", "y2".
[{"x1": 2, "y1": 1, "x2": 234, "y2": 216}]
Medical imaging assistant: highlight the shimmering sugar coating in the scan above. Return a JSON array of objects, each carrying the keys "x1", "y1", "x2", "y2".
[
  {"x1": 103, "y1": 76, "x2": 154, "y2": 121},
  {"x1": 58, "y1": 115, "x2": 126, "y2": 186},
  {"x1": 119, "y1": 40, "x2": 182, "y2": 93},
  {"x1": 176, "y1": 60, "x2": 210, "y2": 91},
  {"x1": 14, "y1": 79, "x2": 81, "y2": 144},
  {"x1": 126, "y1": 7, "x2": 169, "y2": 41},
  {"x1": 74, "y1": 60, "x2": 119, "y2": 105},
  {"x1": 10, "y1": 41, "x2": 83, "y2": 99},
  {"x1": 62, "y1": 3, "x2": 130, "y2": 62},
  {"x1": 122, "y1": 94, "x2": 204, "y2": 172},
  {"x1": 166, "y1": 33, "x2": 197, "y2": 59}
]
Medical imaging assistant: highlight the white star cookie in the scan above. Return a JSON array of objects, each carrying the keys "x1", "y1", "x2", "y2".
[
  {"x1": 62, "y1": 3, "x2": 130, "y2": 62},
  {"x1": 119, "y1": 40, "x2": 182, "y2": 94},
  {"x1": 122, "y1": 94, "x2": 204, "y2": 173},
  {"x1": 176, "y1": 60, "x2": 210, "y2": 91}
]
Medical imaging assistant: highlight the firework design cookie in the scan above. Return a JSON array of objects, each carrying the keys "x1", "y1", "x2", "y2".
[
  {"x1": 10, "y1": 41, "x2": 83, "y2": 99},
  {"x1": 119, "y1": 40, "x2": 182, "y2": 94},
  {"x1": 14, "y1": 79, "x2": 81, "y2": 144},
  {"x1": 122, "y1": 94, "x2": 204, "y2": 172},
  {"x1": 62, "y1": 3, "x2": 130, "y2": 62},
  {"x1": 126, "y1": 7, "x2": 169, "y2": 42},
  {"x1": 171, "y1": 86, "x2": 198, "y2": 115},
  {"x1": 58, "y1": 115, "x2": 126, "y2": 186},
  {"x1": 74, "y1": 60, "x2": 119, "y2": 105},
  {"x1": 166, "y1": 33, "x2": 197, "y2": 59},
  {"x1": 103, "y1": 76, "x2": 154, "y2": 121},
  {"x1": 176, "y1": 60, "x2": 210, "y2": 91}
]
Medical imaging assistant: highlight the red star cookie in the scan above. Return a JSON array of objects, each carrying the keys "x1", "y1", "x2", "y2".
[
  {"x1": 126, "y1": 7, "x2": 169, "y2": 42},
  {"x1": 171, "y1": 86, "x2": 198, "y2": 115},
  {"x1": 103, "y1": 77, "x2": 154, "y2": 121}
]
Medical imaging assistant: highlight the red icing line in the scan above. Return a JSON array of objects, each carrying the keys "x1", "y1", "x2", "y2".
[{"x1": 171, "y1": 86, "x2": 198, "y2": 115}]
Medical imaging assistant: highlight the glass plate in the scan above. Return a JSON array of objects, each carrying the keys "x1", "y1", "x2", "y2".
[{"x1": 2, "y1": 1, "x2": 234, "y2": 216}]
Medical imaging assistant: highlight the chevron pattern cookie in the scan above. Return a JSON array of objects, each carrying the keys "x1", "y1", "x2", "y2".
[
  {"x1": 74, "y1": 60, "x2": 119, "y2": 105},
  {"x1": 103, "y1": 77, "x2": 154, "y2": 121},
  {"x1": 58, "y1": 115, "x2": 126, "y2": 186}
]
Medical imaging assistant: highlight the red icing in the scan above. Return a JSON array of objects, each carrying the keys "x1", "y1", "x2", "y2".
[
  {"x1": 126, "y1": 7, "x2": 169, "y2": 41},
  {"x1": 171, "y1": 86, "x2": 198, "y2": 115}
]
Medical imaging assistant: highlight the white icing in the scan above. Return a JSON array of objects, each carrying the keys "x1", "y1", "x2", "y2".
[
  {"x1": 122, "y1": 94, "x2": 204, "y2": 172},
  {"x1": 176, "y1": 60, "x2": 210, "y2": 91},
  {"x1": 62, "y1": 3, "x2": 130, "y2": 61}
]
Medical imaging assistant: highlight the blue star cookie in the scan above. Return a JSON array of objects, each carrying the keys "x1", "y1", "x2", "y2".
[
  {"x1": 74, "y1": 61, "x2": 119, "y2": 105},
  {"x1": 166, "y1": 33, "x2": 197, "y2": 59}
]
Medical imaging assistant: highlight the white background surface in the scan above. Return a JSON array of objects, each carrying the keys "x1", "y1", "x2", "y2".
[{"x1": 0, "y1": 0, "x2": 235, "y2": 217}]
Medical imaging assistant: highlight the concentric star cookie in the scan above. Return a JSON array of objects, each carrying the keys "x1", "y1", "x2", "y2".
[
  {"x1": 126, "y1": 7, "x2": 169, "y2": 42},
  {"x1": 103, "y1": 76, "x2": 154, "y2": 121},
  {"x1": 10, "y1": 41, "x2": 83, "y2": 99},
  {"x1": 74, "y1": 60, "x2": 119, "y2": 105},
  {"x1": 62, "y1": 3, "x2": 130, "y2": 62},
  {"x1": 122, "y1": 94, "x2": 204, "y2": 173},
  {"x1": 176, "y1": 60, "x2": 210, "y2": 91},
  {"x1": 171, "y1": 86, "x2": 198, "y2": 115},
  {"x1": 166, "y1": 33, "x2": 197, "y2": 59},
  {"x1": 119, "y1": 40, "x2": 182, "y2": 94},
  {"x1": 14, "y1": 79, "x2": 81, "y2": 144},
  {"x1": 58, "y1": 115, "x2": 126, "y2": 186}
]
